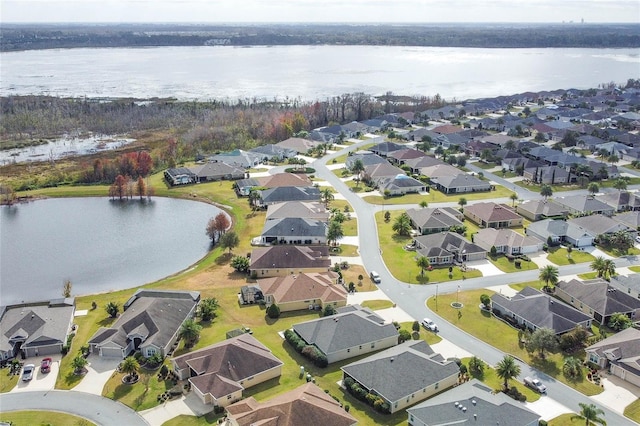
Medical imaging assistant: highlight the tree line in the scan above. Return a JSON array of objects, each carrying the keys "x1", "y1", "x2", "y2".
[{"x1": 2, "y1": 23, "x2": 639, "y2": 51}]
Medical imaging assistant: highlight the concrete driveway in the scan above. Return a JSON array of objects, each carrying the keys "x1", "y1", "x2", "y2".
[
  {"x1": 72, "y1": 355, "x2": 119, "y2": 395},
  {"x1": 465, "y1": 259, "x2": 503, "y2": 277},
  {"x1": 525, "y1": 396, "x2": 572, "y2": 421},
  {"x1": 141, "y1": 391, "x2": 213, "y2": 425},
  {"x1": 11, "y1": 356, "x2": 60, "y2": 393},
  {"x1": 591, "y1": 374, "x2": 640, "y2": 414}
]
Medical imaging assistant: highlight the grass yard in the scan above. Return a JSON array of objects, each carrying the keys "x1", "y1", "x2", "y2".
[
  {"x1": 597, "y1": 245, "x2": 640, "y2": 258},
  {"x1": 460, "y1": 357, "x2": 540, "y2": 403},
  {"x1": 361, "y1": 300, "x2": 394, "y2": 310},
  {"x1": 102, "y1": 364, "x2": 176, "y2": 411},
  {"x1": 624, "y1": 398, "x2": 640, "y2": 424},
  {"x1": 162, "y1": 413, "x2": 223, "y2": 426},
  {"x1": 546, "y1": 247, "x2": 595, "y2": 266},
  {"x1": 375, "y1": 211, "x2": 481, "y2": 284},
  {"x1": 0, "y1": 411, "x2": 95, "y2": 426},
  {"x1": 509, "y1": 280, "x2": 545, "y2": 292},
  {"x1": 364, "y1": 185, "x2": 515, "y2": 205},
  {"x1": 472, "y1": 162, "x2": 499, "y2": 170},
  {"x1": 577, "y1": 272, "x2": 599, "y2": 280},
  {"x1": 426, "y1": 289, "x2": 602, "y2": 396},
  {"x1": 342, "y1": 265, "x2": 377, "y2": 292},
  {"x1": 0, "y1": 369, "x2": 18, "y2": 393},
  {"x1": 514, "y1": 182, "x2": 579, "y2": 193},
  {"x1": 341, "y1": 216, "x2": 358, "y2": 237},
  {"x1": 329, "y1": 199, "x2": 354, "y2": 215},
  {"x1": 330, "y1": 244, "x2": 359, "y2": 257},
  {"x1": 488, "y1": 255, "x2": 538, "y2": 273},
  {"x1": 629, "y1": 266, "x2": 640, "y2": 273},
  {"x1": 600, "y1": 177, "x2": 640, "y2": 188}
]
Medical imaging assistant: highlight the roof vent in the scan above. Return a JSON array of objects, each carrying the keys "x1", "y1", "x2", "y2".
[
  {"x1": 462, "y1": 407, "x2": 467, "y2": 412},
  {"x1": 454, "y1": 402, "x2": 459, "y2": 407},
  {"x1": 390, "y1": 357, "x2": 394, "y2": 363},
  {"x1": 474, "y1": 414, "x2": 477, "y2": 420},
  {"x1": 472, "y1": 400, "x2": 477, "y2": 405}
]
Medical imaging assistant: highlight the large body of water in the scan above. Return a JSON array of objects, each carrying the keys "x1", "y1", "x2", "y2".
[
  {"x1": 1, "y1": 45, "x2": 638, "y2": 101},
  {"x1": 0, "y1": 197, "x2": 222, "y2": 305}
]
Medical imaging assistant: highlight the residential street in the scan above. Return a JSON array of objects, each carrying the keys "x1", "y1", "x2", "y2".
[
  {"x1": 0, "y1": 390, "x2": 149, "y2": 426},
  {"x1": 313, "y1": 141, "x2": 640, "y2": 425}
]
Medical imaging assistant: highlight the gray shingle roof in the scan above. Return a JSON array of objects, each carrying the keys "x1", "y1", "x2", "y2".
[
  {"x1": 261, "y1": 217, "x2": 327, "y2": 238},
  {"x1": 557, "y1": 278, "x2": 640, "y2": 317},
  {"x1": 406, "y1": 207, "x2": 463, "y2": 231},
  {"x1": 341, "y1": 340, "x2": 457, "y2": 403},
  {"x1": 407, "y1": 379, "x2": 540, "y2": 426},
  {"x1": 259, "y1": 186, "x2": 321, "y2": 204}
]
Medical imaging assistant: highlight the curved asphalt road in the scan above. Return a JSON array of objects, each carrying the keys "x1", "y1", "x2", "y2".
[
  {"x1": 0, "y1": 390, "x2": 149, "y2": 425},
  {"x1": 314, "y1": 141, "x2": 639, "y2": 425}
]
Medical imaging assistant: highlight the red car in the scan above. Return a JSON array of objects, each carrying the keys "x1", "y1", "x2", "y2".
[{"x1": 40, "y1": 357, "x2": 53, "y2": 373}]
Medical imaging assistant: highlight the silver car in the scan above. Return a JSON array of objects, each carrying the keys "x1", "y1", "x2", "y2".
[{"x1": 21, "y1": 364, "x2": 35, "y2": 381}]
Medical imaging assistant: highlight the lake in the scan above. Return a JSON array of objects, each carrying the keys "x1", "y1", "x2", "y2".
[
  {"x1": 1, "y1": 45, "x2": 638, "y2": 101},
  {"x1": 0, "y1": 197, "x2": 223, "y2": 305}
]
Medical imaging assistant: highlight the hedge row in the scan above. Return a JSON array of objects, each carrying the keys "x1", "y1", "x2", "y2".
[
  {"x1": 284, "y1": 329, "x2": 328, "y2": 368},
  {"x1": 343, "y1": 376, "x2": 390, "y2": 414}
]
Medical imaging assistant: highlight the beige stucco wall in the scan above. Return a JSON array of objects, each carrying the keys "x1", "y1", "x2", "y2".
[
  {"x1": 253, "y1": 267, "x2": 329, "y2": 278},
  {"x1": 327, "y1": 334, "x2": 398, "y2": 364},
  {"x1": 389, "y1": 372, "x2": 458, "y2": 413}
]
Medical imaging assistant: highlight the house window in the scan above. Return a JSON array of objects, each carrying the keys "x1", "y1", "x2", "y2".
[
  {"x1": 435, "y1": 382, "x2": 439, "y2": 390},
  {"x1": 394, "y1": 402, "x2": 398, "y2": 409},
  {"x1": 570, "y1": 297, "x2": 574, "y2": 303},
  {"x1": 147, "y1": 348, "x2": 156, "y2": 357},
  {"x1": 359, "y1": 346, "x2": 362, "y2": 350},
  {"x1": 371, "y1": 343, "x2": 375, "y2": 349},
  {"x1": 227, "y1": 395, "x2": 232, "y2": 400},
  {"x1": 347, "y1": 349, "x2": 350, "y2": 353},
  {"x1": 580, "y1": 303, "x2": 583, "y2": 308},
  {"x1": 589, "y1": 353, "x2": 599, "y2": 364}
]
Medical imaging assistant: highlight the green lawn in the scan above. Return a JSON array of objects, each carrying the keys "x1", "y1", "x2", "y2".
[
  {"x1": 364, "y1": 186, "x2": 515, "y2": 205},
  {"x1": 488, "y1": 255, "x2": 538, "y2": 273},
  {"x1": 624, "y1": 398, "x2": 640, "y2": 424},
  {"x1": 0, "y1": 369, "x2": 18, "y2": 393},
  {"x1": 546, "y1": 247, "x2": 595, "y2": 266},
  {"x1": 163, "y1": 413, "x2": 223, "y2": 426},
  {"x1": 361, "y1": 300, "x2": 394, "y2": 310},
  {"x1": 472, "y1": 162, "x2": 499, "y2": 170},
  {"x1": 600, "y1": 177, "x2": 640, "y2": 188},
  {"x1": 330, "y1": 244, "x2": 359, "y2": 257},
  {"x1": 629, "y1": 266, "x2": 640, "y2": 273},
  {"x1": 375, "y1": 211, "x2": 482, "y2": 284},
  {"x1": 426, "y1": 289, "x2": 602, "y2": 396},
  {"x1": 0, "y1": 411, "x2": 95, "y2": 426},
  {"x1": 548, "y1": 413, "x2": 587, "y2": 425},
  {"x1": 329, "y1": 199, "x2": 354, "y2": 215},
  {"x1": 514, "y1": 182, "x2": 579, "y2": 193},
  {"x1": 577, "y1": 272, "x2": 599, "y2": 280},
  {"x1": 597, "y1": 245, "x2": 640, "y2": 257},
  {"x1": 509, "y1": 280, "x2": 545, "y2": 292},
  {"x1": 460, "y1": 357, "x2": 540, "y2": 403},
  {"x1": 341, "y1": 216, "x2": 358, "y2": 237},
  {"x1": 102, "y1": 363, "x2": 176, "y2": 411}
]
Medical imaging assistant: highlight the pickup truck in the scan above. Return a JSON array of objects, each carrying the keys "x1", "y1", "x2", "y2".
[{"x1": 524, "y1": 376, "x2": 546, "y2": 393}]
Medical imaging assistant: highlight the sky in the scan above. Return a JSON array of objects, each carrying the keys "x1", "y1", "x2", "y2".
[{"x1": 2, "y1": 0, "x2": 639, "y2": 24}]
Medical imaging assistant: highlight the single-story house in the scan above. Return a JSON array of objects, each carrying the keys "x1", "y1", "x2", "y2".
[
  {"x1": 403, "y1": 155, "x2": 443, "y2": 175},
  {"x1": 414, "y1": 232, "x2": 487, "y2": 265},
  {"x1": 379, "y1": 174, "x2": 426, "y2": 196},
  {"x1": 255, "y1": 186, "x2": 321, "y2": 208},
  {"x1": 275, "y1": 137, "x2": 322, "y2": 154},
  {"x1": 526, "y1": 219, "x2": 596, "y2": 247},
  {"x1": 612, "y1": 210, "x2": 640, "y2": 231},
  {"x1": 586, "y1": 327, "x2": 640, "y2": 388},
  {"x1": 463, "y1": 202, "x2": 523, "y2": 229},
  {"x1": 345, "y1": 152, "x2": 388, "y2": 170},
  {"x1": 491, "y1": 287, "x2": 592, "y2": 335},
  {"x1": 225, "y1": 382, "x2": 357, "y2": 426},
  {"x1": 432, "y1": 174, "x2": 491, "y2": 194},
  {"x1": 516, "y1": 199, "x2": 569, "y2": 221},
  {"x1": 523, "y1": 166, "x2": 572, "y2": 185},
  {"x1": 172, "y1": 334, "x2": 283, "y2": 407},
  {"x1": 291, "y1": 305, "x2": 399, "y2": 364},
  {"x1": 610, "y1": 273, "x2": 640, "y2": 299},
  {"x1": 341, "y1": 340, "x2": 459, "y2": 414},
  {"x1": 190, "y1": 161, "x2": 246, "y2": 182},
  {"x1": 208, "y1": 149, "x2": 263, "y2": 169},
  {"x1": 256, "y1": 271, "x2": 346, "y2": 312},
  {"x1": 235, "y1": 173, "x2": 312, "y2": 196},
  {"x1": 597, "y1": 191, "x2": 640, "y2": 212},
  {"x1": 164, "y1": 167, "x2": 197, "y2": 186},
  {"x1": 265, "y1": 201, "x2": 329, "y2": 222},
  {"x1": 259, "y1": 217, "x2": 328, "y2": 245},
  {"x1": 88, "y1": 290, "x2": 200, "y2": 359},
  {"x1": 568, "y1": 214, "x2": 636, "y2": 240},
  {"x1": 363, "y1": 162, "x2": 405, "y2": 186},
  {"x1": 405, "y1": 207, "x2": 464, "y2": 235},
  {"x1": 555, "y1": 278, "x2": 640, "y2": 325},
  {"x1": 407, "y1": 379, "x2": 540, "y2": 426},
  {"x1": 249, "y1": 245, "x2": 331, "y2": 278},
  {"x1": 387, "y1": 148, "x2": 427, "y2": 165},
  {"x1": 474, "y1": 228, "x2": 544, "y2": 255},
  {"x1": 369, "y1": 141, "x2": 405, "y2": 157},
  {"x1": 249, "y1": 144, "x2": 297, "y2": 161},
  {"x1": 0, "y1": 298, "x2": 75, "y2": 361},
  {"x1": 555, "y1": 195, "x2": 615, "y2": 217}
]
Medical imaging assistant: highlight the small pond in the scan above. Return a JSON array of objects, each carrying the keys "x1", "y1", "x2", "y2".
[{"x1": 0, "y1": 197, "x2": 223, "y2": 304}]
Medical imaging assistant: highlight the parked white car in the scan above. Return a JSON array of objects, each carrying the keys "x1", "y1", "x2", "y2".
[{"x1": 421, "y1": 318, "x2": 438, "y2": 332}]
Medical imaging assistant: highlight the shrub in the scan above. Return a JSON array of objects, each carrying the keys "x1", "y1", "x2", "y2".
[
  {"x1": 480, "y1": 294, "x2": 491, "y2": 309},
  {"x1": 343, "y1": 377, "x2": 355, "y2": 388},
  {"x1": 539, "y1": 420, "x2": 548, "y2": 426},
  {"x1": 398, "y1": 329, "x2": 411, "y2": 343},
  {"x1": 266, "y1": 303, "x2": 281, "y2": 319},
  {"x1": 159, "y1": 365, "x2": 168, "y2": 377},
  {"x1": 344, "y1": 404, "x2": 350, "y2": 412},
  {"x1": 323, "y1": 304, "x2": 336, "y2": 316}
]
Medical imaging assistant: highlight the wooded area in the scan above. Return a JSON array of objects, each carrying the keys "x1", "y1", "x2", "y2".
[{"x1": 2, "y1": 23, "x2": 639, "y2": 51}]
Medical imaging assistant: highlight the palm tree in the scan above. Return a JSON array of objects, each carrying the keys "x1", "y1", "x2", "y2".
[
  {"x1": 563, "y1": 356, "x2": 583, "y2": 380},
  {"x1": 198, "y1": 298, "x2": 220, "y2": 321},
  {"x1": 248, "y1": 190, "x2": 260, "y2": 211},
  {"x1": 327, "y1": 220, "x2": 344, "y2": 246},
  {"x1": 458, "y1": 197, "x2": 467, "y2": 212},
  {"x1": 392, "y1": 212, "x2": 413, "y2": 237},
  {"x1": 571, "y1": 403, "x2": 607, "y2": 426},
  {"x1": 509, "y1": 193, "x2": 519, "y2": 207},
  {"x1": 613, "y1": 178, "x2": 627, "y2": 192},
  {"x1": 351, "y1": 159, "x2": 365, "y2": 188},
  {"x1": 602, "y1": 259, "x2": 616, "y2": 281},
  {"x1": 495, "y1": 355, "x2": 521, "y2": 390},
  {"x1": 587, "y1": 182, "x2": 599, "y2": 195},
  {"x1": 105, "y1": 301, "x2": 119, "y2": 318},
  {"x1": 539, "y1": 265, "x2": 559, "y2": 292},
  {"x1": 590, "y1": 256, "x2": 607, "y2": 278},
  {"x1": 540, "y1": 184, "x2": 553, "y2": 200},
  {"x1": 416, "y1": 256, "x2": 430, "y2": 277},
  {"x1": 179, "y1": 319, "x2": 202, "y2": 348},
  {"x1": 120, "y1": 356, "x2": 140, "y2": 381},
  {"x1": 321, "y1": 188, "x2": 334, "y2": 206},
  {"x1": 72, "y1": 355, "x2": 88, "y2": 375}
]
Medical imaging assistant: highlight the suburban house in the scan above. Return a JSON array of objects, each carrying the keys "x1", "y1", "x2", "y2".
[
  {"x1": 597, "y1": 191, "x2": 640, "y2": 212},
  {"x1": 225, "y1": 382, "x2": 357, "y2": 426},
  {"x1": 491, "y1": 287, "x2": 592, "y2": 335},
  {"x1": 568, "y1": 214, "x2": 637, "y2": 240},
  {"x1": 255, "y1": 186, "x2": 321, "y2": 208},
  {"x1": 612, "y1": 210, "x2": 640, "y2": 231},
  {"x1": 249, "y1": 144, "x2": 297, "y2": 161},
  {"x1": 474, "y1": 228, "x2": 544, "y2": 255},
  {"x1": 585, "y1": 327, "x2": 640, "y2": 388},
  {"x1": 379, "y1": 174, "x2": 426, "y2": 196},
  {"x1": 523, "y1": 165, "x2": 572, "y2": 185},
  {"x1": 414, "y1": 232, "x2": 487, "y2": 265},
  {"x1": 405, "y1": 207, "x2": 464, "y2": 235},
  {"x1": 276, "y1": 137, "x2": 321, "y2": 154},
  {"x1": 249, "y1": 245, "x2": 331, "y2": 278},
  {"x1": 255, "y1": 271, "x2": 347, "y2": 312},
  {"x1": 363, "y1": 162, "x2": 405, "y2": 186},
  {"x1": 345, "y1": 152, "x2": 388, "y2": 170},
  {"x1": 526, "y1": 219, "x2": 595, "y2": 247},
  {"x1": 291, "y1": 305, "x2": 399, "y2": 364},
  {"x1": 387, "y1": 148, "x2": 426, "y2": 165},
  {"x1": 403, "y1": 155, "x2": 443, "y2": 175},
  {"x1": 208, "y1": 149, "x2": 263, "y2": 169},
  {"x1": 610, "y1": 273, "x2": 640, "y2": 299},
  {"x1": 265, "y1": 201, "x2": 329, "y2": 222},
  {"x1": 432, "y1": 174, "x2": 491, "y2": 194},
  {"x1": 463, "y1": 203, "x2": 523, "y2": 229},
  {"x1": 259, "y1": 217, "x2": 328, "y2": 245},
  {"x1": 516, "y1": 199, "x2": 569, "y2": 221},
  {"x1": 190, "y1": 162, "x2": 246, "y2": 182},
  {"x1": 235, "y1": 173, "x2": 312, "y2": 196},
  {"x1": 555, "y1": 278, "x2": 640, "y2": 324},
  {"x1": 0, "y1": 298, "x2": 75, "y2": 361},
  {"x1": 407, "y1": 379, "x2": 540, "y2": 426},
  {"x1": 88, "y1": 290, "x2": 200, "y2": 359},
  {"x1": 164, "y1": 167, "x2": 197, "y2": 186},
  {"x1": 554, "y1": 195, "x2": 615, "y2": 217},
  {"x1": 341, "y1": 340, "x2": 459, "y2": 414},
  {"x1": 369, "y1": 141, "x2": 405, "y2": 157},
  {"x1": 172, "y1": 333, "x2": 283, "y2": 407}
]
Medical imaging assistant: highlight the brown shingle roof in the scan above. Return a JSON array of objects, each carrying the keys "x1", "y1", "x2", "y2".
[
  {"x1": 465, "y1": 202, "x2": 520, "y2": 222},
  {"x1": 250, "y1": 246, "x2": 330, "y2": 270},
  {"x1": 257, "y1": 272, "x2": 345, "y2": 305}
]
